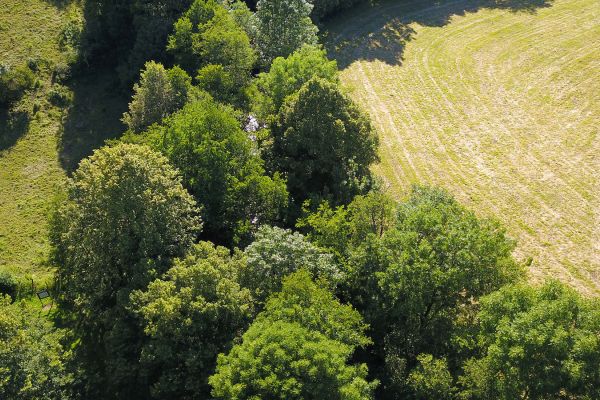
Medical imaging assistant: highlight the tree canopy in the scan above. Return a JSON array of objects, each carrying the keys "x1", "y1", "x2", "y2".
[
  {"x1": 241, "y1": 225, "x2": 340, "y2": 306},
  {"x1": 131, "y1": 241, "x2": 254, "y2": 399},
  {"x1": 51, "y1": 143, "x2": 200, "y2": 318},
  {"x1": 300, "y1": 186, "x2": 523, "y2": 398},
  {"x1": 254, "y1": 44, "x2": 339, "y2": 117},
  {"x1": 134, "y1": 98, "x2": 288, "y2": 246},
  {"x1": 460, "y1": 281, "x2": 600, "y2": 400},
  {"x1": 0, "y1": 297, "x2": 72, "y2": 400},
  {"x1": 122, "y1": 61, "x2": 192, "y2": 133},
  {"x1": 271, "y1": 77, "x2": 379, "y2": 209},
  {"x1": 253, "y1": 0, "x2": 318, "y2": 66},
  {"x1": 210, "y1": 271, "x2": 377, "y2": 400}
]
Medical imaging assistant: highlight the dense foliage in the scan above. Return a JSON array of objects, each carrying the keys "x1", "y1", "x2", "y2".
[
  {"x1": 271, "y1": 77, "x2": 379, "y2": 208},
  {"x1": 168, "y1": 0, "x2": 256, "y2": 106},
  {"x1": 255, "y1": 44, "x2": 339, "y2": 117},
  {"x1": 132, "y1": 98, "x2": 288, "y2": 246},
  {"x1": 242, "y1": 225, "x2": 340, "y2": 306},
  {"x1": 253, "y1": 0, "x2": 318, "y2": 66},
  {"x1": 301, "y1": 187, "x2": 524, "y2": 398},
  {"x1": 50, "y1": 143, "x2": 200, "y2": 398},
  {"x1": 5, "y1": 1, "x2": 595, "y2": 399},
  {"x1": 0, "y1": 296, "x2": 72, "y2": 400},
  {"x1": 131, "y1": 242, "x2": 254, "y2": 399},
  {"x1": 460, "y1": 281, "x2": 600, "y2": 400},
  {"x1": 210, "y1": 271, "x2": 377, "y2": 400},
  {"x1": 122, "y1": 61, "x2": 192, "y2": 133}
]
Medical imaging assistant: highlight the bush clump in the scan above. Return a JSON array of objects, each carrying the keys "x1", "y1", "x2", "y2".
[
  {"x1": 0, "y1": 64, "x2": 35, "y2": 107},
  {"x1": 0, "y1": 271, "x2": 19, "y2": 300}
]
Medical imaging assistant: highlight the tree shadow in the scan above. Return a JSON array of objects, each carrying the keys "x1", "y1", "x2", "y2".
[
  {"x1": 58, "y1": 68, "x2": 128, "y2": 173},
  {"x1": 0, "y1": 109, "x2": 30, "y2": 151},
  {"x1": 325, "y1": 0, "x2": 554, "y2": 69},
  {"x1": 42, "y1": 0, "x2": 76, "y2": 10}
]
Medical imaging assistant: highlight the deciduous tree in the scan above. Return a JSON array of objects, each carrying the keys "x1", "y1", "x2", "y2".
[
  {"x1": 271, "y1": 77, "x2": 378, "y2": 208},
  {"x1": 253, "y1": 0, "x2": 318, "y2": 66},
  {"x1": 131, "y1": 242, "x2": 254, "y2": 399}
]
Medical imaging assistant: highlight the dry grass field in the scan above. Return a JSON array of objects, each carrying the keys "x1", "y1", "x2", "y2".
[{"x1": 326, "y1": 0, "x2": 600, "y2": 294}]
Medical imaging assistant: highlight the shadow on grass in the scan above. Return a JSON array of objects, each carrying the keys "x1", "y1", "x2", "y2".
[
  {"x1": 42, "y1": 0, "x2": 76, "y2": 10},
  {"x1": 0, "y1": 109, "x2": 30, "y2": 151},
  {"x1": 58, "y1": 68, "x2": 128, "y2": 173},
  {"x1": 325, "y1": 0, "x2": 554, "y2": 68}
]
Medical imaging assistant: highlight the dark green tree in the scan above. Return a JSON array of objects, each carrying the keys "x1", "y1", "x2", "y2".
[
  {"x1": 271, "y1": 77, "x2": 379, "y2": 209},
  {"x1": 300, "y1": 186, "x2": 523, "y2": 399},
  {"x1": 254, "y1": 44, "x2": 338, "y2": 117},
  {"x1": 168, "y1": 0, "x2": 256, "y2": 105},
  {"x1": 131, "y1": 242, "x2": 254, "y2": 400},
  {"x1": 253, "y1": 0, "x2": 318, "y2": 66}
]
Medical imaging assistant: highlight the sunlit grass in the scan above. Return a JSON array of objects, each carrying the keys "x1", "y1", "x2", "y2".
[{"x1": 327, "y1": 0, "x2": 600, "y2": 294}]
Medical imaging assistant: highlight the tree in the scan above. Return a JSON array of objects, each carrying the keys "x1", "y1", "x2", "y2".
[
  {"x1": 460, "y1": 281, "x2": 600, "y2": 400},
  {"x1": 271, "y1": 77, "x2": 379, "y2": 208},
  {"x1": 257, "y1": 270, "x2": 371, "y2": 349},
  {"x1": 254, "y1": 44, "x2": 339, "y2": 117},
  {"x1": 298, "y1": 190, "x2": 396, "y2": 260},
  {"x1": 0, "y1": 296, "x2": 73, "y2": 400},
  {"x1": 300, "y1": 186, "x2": 523, "y2": 399},
  {"x1": 253, "y1": 0, "x2": 318, "y2": 66},
  {"x1": 50, "y1": 143, "x2": 200, "y2": 398},
  {"x1": 168, "y1": 0, "x2": 256, "y2": 101},
  {"x1": 408, "y1": 354, "x2": 456, "y2": 400},
  {"x1": 82, "y1": 0, "x2": 195, "y2": 85},
  {"x1": 167, "y1": 0, "x2": 219, "y2": 72},
  {"x1": 135, "y1": 98, "x2": 288, "y2": 246},
  {"x1": 122, "y1": 61, "x2": 192, "y2": 133},
  {"x1": 241, "y1": 225, "x2": 340, "y2": 306},
  {"x1": 131, "y1": 242, "x2": 254, "y2": 400},
  {"x1": 196, "y1": 7, "x2": 256, "y2": 83},
  {"x1": 210, "y1": 271, "x2": 376, "y2": 400}
]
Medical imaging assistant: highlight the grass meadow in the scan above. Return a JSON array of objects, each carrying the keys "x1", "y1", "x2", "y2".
[
  {"x1": 326, "y1": 0, "x2": 600, "y2": 294},
  {"x1": 0, "y1": 0, "x2": 126, "y2": 284}
]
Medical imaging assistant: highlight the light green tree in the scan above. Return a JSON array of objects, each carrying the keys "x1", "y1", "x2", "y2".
[
  {"x1": 241, "y1": 225, "x2": 340, "y2": 306},
  {"x1": 131, "y1": 242, "x2": 254, "y2": 400},
  {"x1": 210, "y1": 271, "x2": 377, "y2": 400},
  {"x1": 0, "y1": 296, "x2": 73, "y2": 400},
  {"x1": 122, "y1": 61, "x2": 192, "y2": 133},
  {"x1": 253, "y1": 0, "x2": 318, "y2": 66},
  {"x1": 460, "y1": 281, "x2": 600, "y2": 400},
  {"x1": 50, "y1": 143, "x2": 200, "y2": 398},
  {"x1": 408, "y1": 354, "x2": 456, "y2": 400}
]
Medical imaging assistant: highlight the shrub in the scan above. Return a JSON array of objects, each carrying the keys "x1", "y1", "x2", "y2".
[
  {"x1": 0, "y1": 271, "x2": 18, "y2": 300},
  {"x1": 47, "y1": 84, "x2": 73, "y2": 107},
  {"x1": 0, "y1": 64, "x2": 35, "y2": 107}
]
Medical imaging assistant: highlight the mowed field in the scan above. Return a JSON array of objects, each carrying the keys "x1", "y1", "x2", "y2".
[{"x1": 327, "y1": 0, "x2": 600, "y2": 294}]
